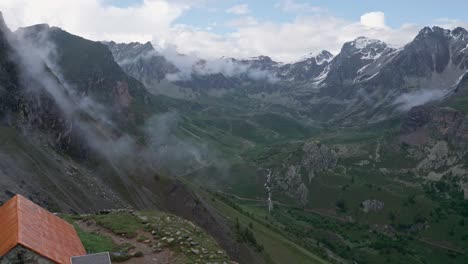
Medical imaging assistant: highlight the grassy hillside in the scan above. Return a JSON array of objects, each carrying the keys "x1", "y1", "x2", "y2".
[
  {"x1": 204, "y1": 188, "x2": 467, "y2": 264},
  {"x1": 182, "y1": 113, "x2": 468, "y2": 263},
  {"x1": 198, "y1": 189, "x2": 330, "y2": 264}
]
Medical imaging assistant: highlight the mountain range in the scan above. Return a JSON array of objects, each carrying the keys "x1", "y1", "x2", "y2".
[
  {"x1": 106, "y1": 26, "x2": 468, "y2": 125},
  {"x1": 1, "y1": 10, "x2": 468, "y2": 264}
]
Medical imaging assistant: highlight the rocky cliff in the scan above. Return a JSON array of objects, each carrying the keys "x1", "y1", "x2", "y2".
[
  {"x1": 399, "y1": 105, "x2": 468, "y2": 198},
  {"x1": 257, "y1": 141, "x2": 337, "y2": 206},
  {"x1": 400, "y1": 105, "x2": 468, "y2": 147}
]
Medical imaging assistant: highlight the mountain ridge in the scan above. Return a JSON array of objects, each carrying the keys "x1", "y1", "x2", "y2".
[{"x1": 104, "y1": 26, "x2": 468, "y2": 124}]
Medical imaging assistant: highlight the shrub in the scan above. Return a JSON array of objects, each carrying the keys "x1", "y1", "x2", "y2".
[{"x1": 336, "y1": 199, "x2": 347, "y2": 212}]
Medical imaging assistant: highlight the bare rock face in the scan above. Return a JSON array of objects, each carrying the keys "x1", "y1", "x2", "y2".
[
  {"x1": 400, "y1": 105, "x2": 468, "y2": 147},
  {"x1": 301, "y1": 141, "x2": 338, "y2": 181},
  {"x1": 400, "y1": 105, "x2": 468, "y2": 200},
  {"x1": 272, "y1": 141, "x2": 337, "y2": 206},
  {"x1": 361, "y1": 199, "x2": 384, "y2": 213},
  {"x1": 114, "y1": 80, "x2": 133, "y2": 108},
  {"x1": 104, "y1": 41, "x2": 178, "y2": 84},
  {"x1": 430, "y1": 108, "x2": 468, "y2": 143},
  {"x1": 273, "y1": 165, "x2": 309, "y2": 206},
  {"x1": 401, "y1": 105, "x2": 436, "y2": 134}
]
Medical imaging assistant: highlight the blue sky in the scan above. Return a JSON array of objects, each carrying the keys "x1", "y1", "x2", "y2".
[{"x1": 2, "y1": 0, "x2": 467, "y2": 61}]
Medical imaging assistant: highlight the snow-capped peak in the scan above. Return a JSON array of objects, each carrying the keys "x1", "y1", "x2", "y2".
[
  {"x1": 299, "y1": 50, "x2": 333, "y2": 65},
  {"x1": 351, "y1": 37, "x2": 384, "y2": 49},
  {"x1": 247, "y1": 55, "x2": 274, "y2": 62},
  {"x1": 315, "y1": 50, "x2": 334, "y2": 65},
  {"x1": 341, "y1": 37, "x2": 392, "y2": 61}
]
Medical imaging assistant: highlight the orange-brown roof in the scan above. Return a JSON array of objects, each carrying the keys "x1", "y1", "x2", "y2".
[{"x1": 0, "y1": 195, "x2": 86, "y2": 264}]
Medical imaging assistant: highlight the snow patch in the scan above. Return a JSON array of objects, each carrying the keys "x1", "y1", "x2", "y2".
[
  {"x1": 353, "y1": 37, "x2": 382, "y2": 49},
  {"x1": 357, "y1": 64, "x2": 371, "y2": 75},
  {"x1": 461, "y1": 44, "x2": 468, "y2": 53},
  {"x1": 359, "y1": 71, "x2": 380, "y2": 82},
  {"x1": 312, "y1": 64, "x2": 330, "y2": 84},
  {"x1": 299, "y1": 51, "x2": 333, "y2": 65},
  {"x1": 361, "y1": 50, "x2": 383, "y2": 60}
]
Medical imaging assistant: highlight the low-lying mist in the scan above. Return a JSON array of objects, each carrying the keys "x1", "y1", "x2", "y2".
[
  {"x1": 393, "y1": 89, "x2": 448, "y2": 112},
  {"x1": 122, "y1": 43, "x2": 279, "y2": 83},
  {"x1": 6, "y1": 24, "x2": 224, "y2": 181}
]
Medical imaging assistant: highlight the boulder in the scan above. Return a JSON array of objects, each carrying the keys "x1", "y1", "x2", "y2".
[{"x1": 361, "y1": 199, "x2": 384, "y2": 213}]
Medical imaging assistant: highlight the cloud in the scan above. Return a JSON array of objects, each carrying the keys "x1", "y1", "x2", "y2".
[
  {"x1": 0, "y1": 0, "x2": 188, "y2": 43},
  {"x1": 1, "y1": 0, "x2": 463, "y2": 62},
  {"x1": 159, "y1": 15, "x2": 420, "y2": 62},
  {"x1": 276, "y1": 0, "x2": 323, "y2": 13},
  {"x1": 360, "y1": 11, "x2": 386, "y2": 28},
  {"x1": 141, "y1": 111, "x2": 218, "y2": 176},
  {"x1": 393, "y1": 90, "x2": 447, "y2": 111},
  {"x1": 159, "y1": 46, "x2": 278, "y2": 82},
  {"x1": 226, "y1": 4, "x2": 250, "y2": 15},
  {"x1": 7, "y1": 25, "x2": 219, "y2": 177}
]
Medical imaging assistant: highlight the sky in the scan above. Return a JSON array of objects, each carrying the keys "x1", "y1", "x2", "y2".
[{"x1": 1, "y1": 0, "x2": 468, "y2": 62}]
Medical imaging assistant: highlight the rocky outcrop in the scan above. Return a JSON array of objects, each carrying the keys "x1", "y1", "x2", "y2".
[
  {"x1": 104, "y1": 41, "x2": 178, "y2": 85},
  {"x1": 400, "y1": 105, "x2": 436, "y2": 134},
  {"x1": 430, "y1": 108, "x2": 468, "y2": 144},
  {"x1": 271, "y1": 141, "x2": 337, "y2": 206},
  {"x1": 114, "y1": 81, "x2": 133, "y2": 108},
  {"x1": 400, "y1": 105, "x2": 468, "y2": 200},
  {"x1": 361, "y1": 199, "x2": 384, "y2": 213},
  {"x1": 400, "y1": 105, "x2": 468, "y2": 147},
  {"x1": 301, "y1": 141, "x2": 338, "y2": 182},
  {"x1": 273, "y1": 165, "x2": 308, "y2": 206},
  {"x1": 416, "y1": 141, "x2": 458, "y2": 171}
]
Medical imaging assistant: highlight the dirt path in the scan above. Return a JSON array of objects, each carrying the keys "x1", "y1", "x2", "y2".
[
  {"x1": 76, "y1": 220, "x2": 178, "y2": 264},
  {"x1": 415, "y1": 237, "x2": 465, "y2": 254},
  {"x1": 303, "y1": 208, "x2": 350, "y2": 223}
]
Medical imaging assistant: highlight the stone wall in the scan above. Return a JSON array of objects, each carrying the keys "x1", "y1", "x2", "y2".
[{"x1": 0, "y1": 246, "x2": 53, "y2": 264}]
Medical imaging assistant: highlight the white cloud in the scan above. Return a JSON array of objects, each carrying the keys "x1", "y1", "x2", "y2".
[
  {"x1": 276, "y1": 0, "x2": 322, "y2": 13},
  {"x1": 163, "y1": 51, "x2": 278, "y2": 83},
  {"x1": 0, "y1": 0, "x2": 188, "y2": 43},
  {"x1": 226, "y1": 4, "x2": 250, "y2": 15},
  {"x1": 0, "y1": 1, "x2": 462, "y2": 62},
  {"x1": 160, "y1": 15, "x2": 420, "y2": 62},
  {"x1": 360, "y1": 11, "x2": 386, "y2": 28},
  {"x1": 394, "y1": 89, "x2": 447, "y2": 111}
]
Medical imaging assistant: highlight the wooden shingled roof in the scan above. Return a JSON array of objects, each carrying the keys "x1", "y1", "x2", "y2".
[{"x1": 0, "y1": 195, "x2": 86, "y2": 264}]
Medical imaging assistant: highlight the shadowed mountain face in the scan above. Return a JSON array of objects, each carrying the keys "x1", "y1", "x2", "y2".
[
  {"x1": 15, "y1": 24, "x2": 160, "y2": 129},
  {"x1": 0, "y1": 16, "x2": 265, "y2": 264},
  {"x1": 106, "y1": 26, "x2": 468, "y2": 124},
  {"x1": 0, "y1": 15, "x2": 121, "y2": 210},
  {"x1": 104, "y1": 41, "x2": 179, "y2": 86}
]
